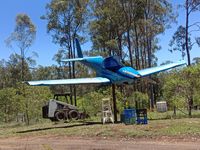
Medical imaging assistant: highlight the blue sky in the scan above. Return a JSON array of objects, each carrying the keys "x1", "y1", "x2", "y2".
[{"x1": 0, "y1": 0, "x2": 200, "y2": 66}]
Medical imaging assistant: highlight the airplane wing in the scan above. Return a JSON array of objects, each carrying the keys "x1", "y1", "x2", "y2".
[
  {"x1": 137, "y1": 60, "x2": 186, "y2": 77},
  {"x1": 25, "y1": 77, "x2": 110, "y2": 86}
]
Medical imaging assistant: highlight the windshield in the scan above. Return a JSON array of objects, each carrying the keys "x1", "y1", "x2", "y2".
[{"x1": 103, "y1": 56, "x2": 123, "y2": 71}]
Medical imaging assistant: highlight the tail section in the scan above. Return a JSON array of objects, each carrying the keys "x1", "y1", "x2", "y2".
[{"x1": 75, "y1": 38, "x2": 83, "y2": 58}]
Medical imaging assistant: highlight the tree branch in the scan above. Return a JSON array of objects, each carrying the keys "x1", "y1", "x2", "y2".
[
  {"x1": 189, "y1": 29, "x2": 200, "y2": 34},
  {"x1": 188, "y1": 22, "x2": 200, "y2": 28},
  {"x1": 188, "y1": 3, "x2": 200, "y2": 15}
]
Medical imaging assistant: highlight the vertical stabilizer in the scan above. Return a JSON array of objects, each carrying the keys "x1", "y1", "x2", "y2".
[{"x1": 75, "y1": 38, "x2": 83, "y2": 58}]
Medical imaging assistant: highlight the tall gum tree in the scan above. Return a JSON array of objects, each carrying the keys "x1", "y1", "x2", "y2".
[
  {"x1": 42, "y1": 0, "x2": 89, "y2": 105},
  {"x1": 90, "y1": 0, "x2": 175, "y2": 109},
  {"x1": 170, "y1": 0, "x2": 200, "y2": 66},
  {"x1": 5, "y1": 14, "x2": 36, "y2": 125}
]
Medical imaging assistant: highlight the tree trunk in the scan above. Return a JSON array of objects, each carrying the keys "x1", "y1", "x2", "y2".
[
  {"x1": 117, "y1": 32, "x2": 123, "y2": 59},
  {"x1": 188, "y1": 97, "x2": 193, "y2": 117},
  {"x1": 173, "y1": 106, "x2": 176, "y2": 116},
  {"x1": 185, "y1": 0, "x2": 191, "y2": 66},
  {"x1": 68, "y1": 42, "x2": 73, "y2": 105},
  {"x1": 21, "y1": 51, "x2": 29, "y2": 125},
  {"x1": 72, "y1": 39, "x2": 77, "y2": 106},
  {"x1": 127, "y1": 29, "x2": 133, "y2": 67},
  {"x1": 146, "y1": 36, "x2": 154, "y2": 109},
  {"x1": 134, "y1": 23, "x2": 140, "y2": 70}
]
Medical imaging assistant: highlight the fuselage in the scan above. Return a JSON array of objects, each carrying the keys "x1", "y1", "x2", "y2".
[{"x1": 81, "y1": 56, "x2": 140, "y2": 84}]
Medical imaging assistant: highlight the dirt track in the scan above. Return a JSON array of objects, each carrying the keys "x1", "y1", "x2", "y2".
[{"x1": 0, "y1": 136, "x2": 200, "y2": 150}]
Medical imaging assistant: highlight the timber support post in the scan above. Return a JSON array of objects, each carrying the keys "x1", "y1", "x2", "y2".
[{"x1": 112, "y1": 84, "x2": 117, "y2": 123}]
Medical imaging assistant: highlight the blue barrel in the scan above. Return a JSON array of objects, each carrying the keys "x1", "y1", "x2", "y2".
[
  {"x1": 123, "y1": 109, "x2": 136, "y2": 125},
  {"x1": 123, "y1": 109, "x2": 136, "y2": 118}
]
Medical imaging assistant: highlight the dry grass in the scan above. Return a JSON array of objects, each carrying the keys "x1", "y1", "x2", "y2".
[{"x1": 0, "y1": 118, "x2": 200, "y2": 139}]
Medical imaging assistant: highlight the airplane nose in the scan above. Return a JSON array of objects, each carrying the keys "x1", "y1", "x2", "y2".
[{"x1": 118, "y1": 67, "x2": 141, "y2": 78}]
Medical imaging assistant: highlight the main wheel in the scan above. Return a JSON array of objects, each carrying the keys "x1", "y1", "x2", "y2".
[
  {"x1": 55, "y1": 111, "x2": 65, "y2": 121},
  {"x1": 69, "y1": 110, "x2": 79, "y2": 120}
]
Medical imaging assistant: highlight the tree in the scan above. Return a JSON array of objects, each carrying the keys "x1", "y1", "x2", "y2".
[
  {"x1": 43, "y1": 0, "x2": 89, "y2": 106},
  {"x1": 163, "y1": 64, "x2": 200, "y2": 116},
  {"x1": 6, "y1": 14, "x2": 36, "y2": 82},
  {"x1": 170, "y1": 0, "x2": 200, "y2": 66},
  {"x1": 89, "y1": 0, "x2": 175, "y2": 109},
  {"x1": 5, "y1": 14, "x2": 36, "y2": 125},
  {"x1": 193, "y1": 57, "x2": 200, "y2": 64},
  {"x1": 0, "y1": 88, "x2": 20, "y2": 122},
  {"x1": 185, "y1": 0, "x2": 200, "y2": 66},
  {"x1": 169, "y1": 25, "x2": 192, "y2": 60}
]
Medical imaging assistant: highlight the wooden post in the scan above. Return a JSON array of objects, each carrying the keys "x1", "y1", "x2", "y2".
[{"x1": 112, "y1": 84, "x2": 117, "y2": 123}]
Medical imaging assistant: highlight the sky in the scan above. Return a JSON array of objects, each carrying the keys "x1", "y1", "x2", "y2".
[{"x1": 0, "y1": 0, "x2": 200, "y2": 66}]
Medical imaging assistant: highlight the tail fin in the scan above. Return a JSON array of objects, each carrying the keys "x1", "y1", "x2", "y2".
[{"x1": 75, "y1": 38, "x2": 83, "y2": 58}]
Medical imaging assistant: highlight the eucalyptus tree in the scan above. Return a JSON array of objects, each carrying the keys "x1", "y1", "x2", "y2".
[
  {"x1": 90, "y1": 0, "x2": 126, "y2": 59},
  {"x1": 6, "y1": 14, "x2": 36, "y2": 82},
  {"x1": 43, "y1": 0, "x2": 89, "y2": 105},
  {"x1": 5, "y1": 14, "x2": 36, "y2": 125},
  {"x1": 135, "y1": 0, "x2": 175, "y2": 108},
  {"x1": 185, "y1": 0, "x2": 200, "y2": 66},
  {"x1": 170, "y1": 0, "x2": 200, "y2": 66},
  {"x1": 169, "y1": 0, "x2": 200, "y2": 112},
  {"x1": 89, "y1": 0, "x2": 175, "y2": 109},
  {"x1": 169, "y1": 25, "x2": 192, "y2": 60},
  {"x1": 53, "y1": 49, "x2": 66, "y2": 79}
]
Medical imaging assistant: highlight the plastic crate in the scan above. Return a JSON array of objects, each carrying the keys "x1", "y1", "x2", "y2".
[
  {"x1": 136, "y1": 117, "x2": 148, "y2": 124},
  {"x1": 136, "y1": 109, "x2": 148, "y2": 124}
]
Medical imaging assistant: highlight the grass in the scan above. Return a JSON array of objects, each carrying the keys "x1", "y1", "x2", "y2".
[
  {"x1": 1, "y1": 118, "x2": 200, "y2": 139},
  {"x1": 148, "y1": 110, "x2": 200, "y2": 120},
  {"x1": 1, "y1": 110, "x2": 200, "y2": 139}
]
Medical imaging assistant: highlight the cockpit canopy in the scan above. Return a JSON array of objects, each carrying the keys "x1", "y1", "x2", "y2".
[{"x1": 103, "y1": 56, "x2": 123, "y2": 71}]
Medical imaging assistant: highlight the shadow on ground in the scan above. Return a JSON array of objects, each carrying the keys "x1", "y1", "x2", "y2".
[{"x1": 16, "y1": 121, "x2": 105, "y2": 134}]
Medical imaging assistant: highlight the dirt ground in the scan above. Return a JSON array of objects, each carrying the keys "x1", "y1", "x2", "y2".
[{"x1": 0, "y1": 135, "x2": 200, "y2": 150}]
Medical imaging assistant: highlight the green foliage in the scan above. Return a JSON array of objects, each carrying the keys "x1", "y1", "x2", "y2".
[
  {"x1": 25, "y1": 86, "x2": 52, "y2": 122},
  {"x1": 127, "y1": 91, "x2": 149, "y2": 109},
  {"x1": 17, "y1": 84, "x2": 52, "y2": 122},
  {"x1": 169, "y1": 25, "x2": 192, "y2": 59},
  {"x1": 6, "y1": 14, "x2": 36, "y2": 49},
  {"x1": 163, "y1": 64, "x2": 200, "y2": 113},
  {"x1": 43, "y1": 0, "x2": 89, "y2": 46},
  {"x1": 5, "y1": 14, "x2": 36, "y2": 60},
  {"x1": 77, "y1": 86, "x2": 124, "y2": 116},
  {"x1": 0, "y1": 88, "x2": 21, "y2": 122},
  {"x1": 193, "y1": 57, "x2": 200, "y2": 64},
  {"x1": 0, "y1": 85, "x2": 52, "y2": 123}
]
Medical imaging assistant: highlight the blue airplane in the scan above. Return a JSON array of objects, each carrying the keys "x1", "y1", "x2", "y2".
[{"x1": 26, "y1": 39, "x2": 186, "y2": 86}]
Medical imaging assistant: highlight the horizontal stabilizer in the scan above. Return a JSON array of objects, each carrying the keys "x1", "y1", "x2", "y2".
[
  {"x1": 61, "y1": 58, "x2": 85, "y2": 62},
  {"x1": 137, "y1": 60, "x2": 186, "y2": 77},
  {"x1": 61, "y1": 56, "x2": 103, "y2": 62},
  {"x1": 25, "y1": 77, "x2": 110, "y2": 86}
]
